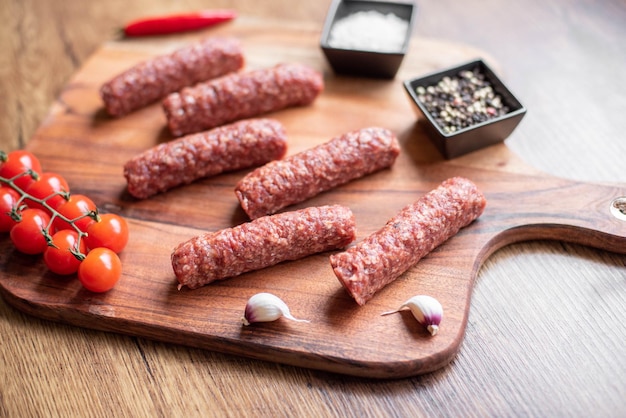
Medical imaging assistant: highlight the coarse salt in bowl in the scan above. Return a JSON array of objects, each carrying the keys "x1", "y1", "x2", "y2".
[{"x1": 320, "y1": 0, "x2": 417, "y2": 79}]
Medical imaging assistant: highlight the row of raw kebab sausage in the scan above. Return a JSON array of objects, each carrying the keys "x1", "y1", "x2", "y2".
[{"x1": 100, "y1": 37, "x2": 486, "y2": 306}]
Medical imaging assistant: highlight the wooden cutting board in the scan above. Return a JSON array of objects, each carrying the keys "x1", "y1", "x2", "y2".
[{"x1": 1, "y1": 18, "x2": 625, "y2": 379}]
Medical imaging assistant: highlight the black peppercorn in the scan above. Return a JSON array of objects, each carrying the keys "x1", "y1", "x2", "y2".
[{"x1": 415, "y1": 66, "x2": 509, "y2": 133}]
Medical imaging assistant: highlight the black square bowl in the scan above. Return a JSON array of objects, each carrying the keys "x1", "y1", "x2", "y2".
[
  {"x1": 320, "y1": 0, "x2": 417, "y2": 79},
  {"x1": 403, "y1": 59, "x2": 527, "y2": 158}
]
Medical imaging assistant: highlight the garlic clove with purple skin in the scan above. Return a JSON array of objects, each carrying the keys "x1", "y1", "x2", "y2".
[
  {"x1": 241, "y1": 292, "x2": 310, "y2": 326},
  {"x1": 381, "y1": 295, "x2": 443, "y2": 336}
]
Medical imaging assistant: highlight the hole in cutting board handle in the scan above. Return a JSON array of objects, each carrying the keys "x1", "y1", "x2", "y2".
[{"x1": 610, "y1": 197, "x2": 626, "y2": 221}]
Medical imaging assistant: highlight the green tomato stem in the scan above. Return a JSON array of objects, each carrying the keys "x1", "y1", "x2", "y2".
[{"x1": 1, "y1": 173, "x2": 91, "y2": 259}]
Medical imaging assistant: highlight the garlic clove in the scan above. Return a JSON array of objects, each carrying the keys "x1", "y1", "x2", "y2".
[
  {"x1": 381, "y1": 295, "x2": 443, "y2": 336},
  {"x1": 241, "y1": 292, "x2": 310, "y2": 326}
]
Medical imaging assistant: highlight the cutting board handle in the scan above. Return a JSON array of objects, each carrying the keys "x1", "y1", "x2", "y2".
[{"x1": 479, "y1": 176, "x2": 626, "y2": 258}]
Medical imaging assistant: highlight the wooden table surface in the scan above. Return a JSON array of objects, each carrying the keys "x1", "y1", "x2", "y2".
[{"x1": 1, "y1": 0, "x2": 625, "y2": 416}]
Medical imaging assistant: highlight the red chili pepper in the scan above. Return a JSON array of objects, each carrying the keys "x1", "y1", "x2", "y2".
[{"x1": 123, "y1": 10, "x2": 237, "y2": 37}]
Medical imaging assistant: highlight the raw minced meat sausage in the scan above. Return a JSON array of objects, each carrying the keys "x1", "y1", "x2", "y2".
[
  {"x1": 235, "y1": 127, "x2": 400, "y2": 220},
  {"x1": 330, "y1": 177, "x2": 487, "y2": 305},
  {"x1": 171, "y1": 205, "x2": 356, "y2": 289},
  {"x1": 163, "y1": 63, "x2": 324, "y2": 136},
  {"x1": 100, "y1": 37, "x2": 244, "y2": 117},
  {"x1": 124, "y1": 118, "x2": 287, "y2": 199}
]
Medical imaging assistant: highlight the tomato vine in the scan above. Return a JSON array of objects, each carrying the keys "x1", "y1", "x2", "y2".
[{"x1": 1, "y1": 149, "x2": 128, "y2": 291}]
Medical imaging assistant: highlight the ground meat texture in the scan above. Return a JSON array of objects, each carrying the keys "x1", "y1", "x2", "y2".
[
  {"x1": 330, "y1": 177, "x2": 487, "y2": 305},
  {"x1": 171, "y1": 205, "x2": 356, "y2": 289},
  {"x1": 163, "y1": 63, "x2": 324, "y2": 136},
  {"x1": 124, "y1": 118, "x2": 287, "y2": 199},
  {"x1": 235, "y1": 127, "x2": 400, "y2": 220},
  {"x1": 100, "y1": 37, "x2": 244, "y2": 117}
]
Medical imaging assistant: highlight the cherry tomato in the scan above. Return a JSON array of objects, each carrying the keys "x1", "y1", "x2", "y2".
[
  {"x1": 0, "y1": 150, "x2": 42, "y2": 190},
  {"x1": 0, "y1": 186, "x2": 20, "y2": 232},
  {"x1": 53, "y1": 194, "x2": 97, "y2": 232},
  {"x1": 9, "y1": 208, "x2": 51, "y2": 254},
  {"x1": 24, "y1": 172, "x2": 70, "y2": 211},
  {"x1": 85, "y1": 213, "x2": 129, "y2": 254},
  {"x1": 78, "y1": 247, "x2": 122, "y2": 292},
  {"x1": 43, "y1": 230, "x2": 86, "y2": 275}
]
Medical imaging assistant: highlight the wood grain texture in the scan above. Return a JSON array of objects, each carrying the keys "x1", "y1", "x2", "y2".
[
  {"x1": 0, "y1": 0, "x2": 332, "y2": 153},
  {"x1": 1, "y1": 0, "x2": 626, "y2": 416},
  {"x1": 1, "y1": 18, "x2": 625, "y2": 380}
]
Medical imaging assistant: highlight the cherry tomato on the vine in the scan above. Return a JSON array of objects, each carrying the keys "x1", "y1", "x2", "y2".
[
  {"x1": 10, "y1": 208, "x2": 51, "y2": 254},
  {"x1": 85, "y1": 213, "x2": 129, "y2": 254},
  {"x1": 24, "y1": 172, "x2": 70, "y2": 211},
  {"x1": 0, "y1": 150, "x2": 42, "y2": 190},
  {"x1": 44, "y1": 230, "x2": 86, "y2": 275},
  {"x1": 0, "y1": 186, "x2": 20, "y2": 232},
  {"x1": 78, "y1": 247, "x2": 122, "y2": 292},
  {"x1": 53, "y1": 194, "x2": 97, "y2": 232}
]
